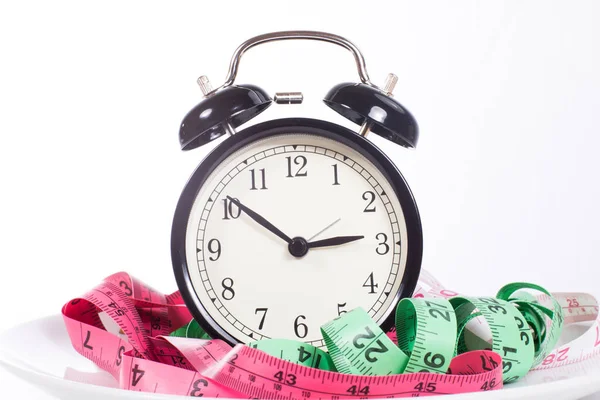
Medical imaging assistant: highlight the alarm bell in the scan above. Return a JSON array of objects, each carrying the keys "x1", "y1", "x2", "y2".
[
  {"x1": 178, "y1": 31, "x2": 419, "y2": 150},
  {"x1": 179, "y1": 83, "x2": 271, "y2": 151},
  {"x1": 323, "y1": 76, "x2": 419, "y2": 148}
]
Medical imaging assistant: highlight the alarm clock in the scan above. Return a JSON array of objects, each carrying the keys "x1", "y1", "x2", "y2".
[{"x1": 171, "y1": 31, "x2": 423, "y2": 347}]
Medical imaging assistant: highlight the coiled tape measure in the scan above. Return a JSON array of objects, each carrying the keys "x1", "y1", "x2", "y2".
[{"x1": 61, "y1": 270, "x2": 600, "y2": 397}]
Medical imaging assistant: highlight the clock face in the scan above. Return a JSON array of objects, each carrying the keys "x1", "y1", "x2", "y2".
[{"x1": 184, "y1": 132, "x2": 410, "y2": 347}]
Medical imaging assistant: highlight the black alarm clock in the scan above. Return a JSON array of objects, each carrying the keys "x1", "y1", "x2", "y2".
[{"x1": 171, "y1": 31, "x2": 423, "y2": 347}]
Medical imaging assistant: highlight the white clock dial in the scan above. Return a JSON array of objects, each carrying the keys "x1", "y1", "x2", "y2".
[{"x1": 185, "y1": 133, "x2": 408, "y2": 346}]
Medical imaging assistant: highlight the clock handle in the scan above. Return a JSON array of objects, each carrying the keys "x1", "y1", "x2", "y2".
[{"x1": 200, "y1": 31, "x2": 377, "y2": 96}]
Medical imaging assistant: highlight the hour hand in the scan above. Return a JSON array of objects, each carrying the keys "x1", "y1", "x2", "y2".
[
  {"x1": 307, "y1": 235, "x2": 364, "y2": 249},
  {"x1": 226, "y1": 196, "x2": 292, "y2": 244}
]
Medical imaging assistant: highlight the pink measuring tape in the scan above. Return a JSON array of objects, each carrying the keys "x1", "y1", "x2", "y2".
[{"x1": 61, "y1": 271, "x2": 600, "y2": 398}]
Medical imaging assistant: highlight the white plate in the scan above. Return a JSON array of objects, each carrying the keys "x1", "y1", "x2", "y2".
[{"x1": 1, "y1": 315, "x2": 600, "y2": 399}]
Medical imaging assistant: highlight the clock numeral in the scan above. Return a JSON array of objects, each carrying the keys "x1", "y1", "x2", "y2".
[
  {"x1": 294, "y1": 315, "x2": 308, "y2": 338},
  {"x1": 250, "y1": 168, "x2": 267, "y2": 190},
  {"x1": 332, "y1": 164, "x2": 340, "y2": 185},
  {"x1": 255, "y1": 307, "x2": 268, "y2": 330},
  {"x1": 222, "y1": 197, "x2": 241, "y2": 220},
  {"x1": 362, "y1": 191, "x2": 377, "y2": 212},
  {"x1": 363, "y1": 272, "x2": 378, "y2": 294},
  {"x1": 207, "y1": 239, "x2": 221, "y2": 261},
  {"x1": 337, "y1": 302, "x2": 347, "y2": 316},
  {"x1": 221, "y1": 277, "x2": 235, "y2": 300},
  {"x1": 286, "y1": 156, "x2": 308, "y2": 177},
  {"x1": 376, "y1": 233, "x2": 390, "y2": 255}
]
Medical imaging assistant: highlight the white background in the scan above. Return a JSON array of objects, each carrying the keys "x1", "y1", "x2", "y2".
[{"x1": 1, "y1": 0, "x2": 599, "y2": 398}]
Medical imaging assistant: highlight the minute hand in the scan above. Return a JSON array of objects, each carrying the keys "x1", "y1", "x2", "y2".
[
  {"x1": 307, "y1": 235, "x2": 364, "y2": 249},
  {"x1": 226, "y1": 196, "x2": 293, "y2": 244}
]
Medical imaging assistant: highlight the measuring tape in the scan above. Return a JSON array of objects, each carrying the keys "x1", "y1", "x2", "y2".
[{"x1": 61, "y1": 271, "x2": 600, "y2": 398}]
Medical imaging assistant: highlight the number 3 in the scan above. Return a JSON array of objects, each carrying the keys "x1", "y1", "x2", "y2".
[{"x1": 190, "y1": 378, "x2": 208, "y2": 397}]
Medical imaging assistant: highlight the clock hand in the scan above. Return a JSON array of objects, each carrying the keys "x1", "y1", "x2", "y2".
[
  {"x1": 226, "y1": 196, "x2": 293, "y2": 244},
  {"x1": 307, "y1": 217, "x2": 342, "y2": 242},
  {"x1": 306, "y1": 235, "x2": 364, "y2": 249}
]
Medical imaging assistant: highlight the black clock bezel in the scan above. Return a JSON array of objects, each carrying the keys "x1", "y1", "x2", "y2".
[{"x1": 171, "y1": 117, "x2": 423, "y2": 346}]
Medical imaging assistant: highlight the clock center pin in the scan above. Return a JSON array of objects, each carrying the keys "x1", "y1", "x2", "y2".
[{"x1": 288, "y1": 237, "x2": 309, "y2": 258}]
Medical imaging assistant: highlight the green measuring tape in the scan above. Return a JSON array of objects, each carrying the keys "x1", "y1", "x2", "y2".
[
  {"x1": 169, "y1": 319, "x2": 211, "y2": 339},
  {"x1": 322, "y1": 307, "x2": 408, "y2": 375},
  {"x1": 171, "y1": 282, "x2": 563, "y2": 383},
  {"x1": 396, "y1": 297, "x2": 456, "y2": 374},
  {"x1": 450, "y1": 296, "x2": 534, "y2": 382}
]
